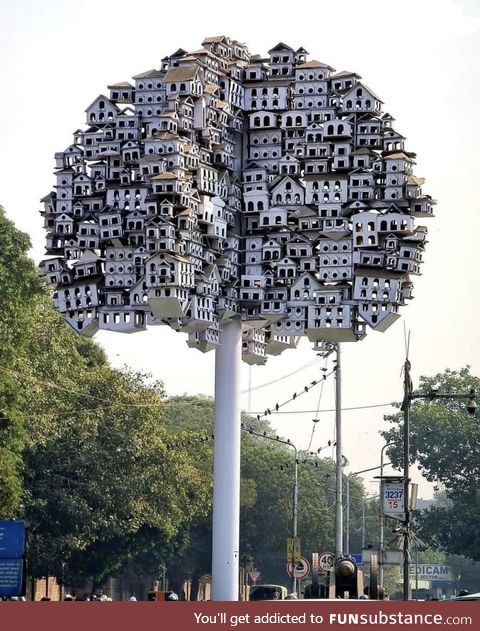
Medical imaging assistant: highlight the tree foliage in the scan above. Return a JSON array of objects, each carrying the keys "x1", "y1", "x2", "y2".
[
  {"x1": 382, "y1": 367, "x2": 480, "y2": 561},
  {"x1": 23, "y1": 366, "x2": 212, "y2": 584},
  {"x1": 0, "y1": 205, "x2": 43, "y2": 515}
]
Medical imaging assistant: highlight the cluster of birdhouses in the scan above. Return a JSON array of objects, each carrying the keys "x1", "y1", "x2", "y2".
[{"x1": 40, "y1": 36, "x2": 433, "y2": 364}]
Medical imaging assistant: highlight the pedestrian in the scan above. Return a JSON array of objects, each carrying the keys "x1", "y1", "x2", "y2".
[
  {"x1": 167, "y1": 592, "x2": 179, "y2": 601},
  {"x1": 285, "y1": 593, "x2": 298, "y2": 600}
]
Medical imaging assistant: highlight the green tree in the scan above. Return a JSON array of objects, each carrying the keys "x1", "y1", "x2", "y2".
[
  {"x1": 0, "y1": 205, "x2": 43, "y2": 516},
  {"x1": 446, "y1": 554, "x2": 480, "y2": 594},
  {"x1": 382, "y1": 367, "x2": 480, "y2": 561},
  {"x1": 22, "y1": 367, "x2": 211, "y2": 585},
  {"x1": 160, "y1": 394, "x2": 214, "y2": 596}
]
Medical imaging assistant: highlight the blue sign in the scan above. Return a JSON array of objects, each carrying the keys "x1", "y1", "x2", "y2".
[
  {"x1": 0, "y1": 521, "x2": 26, "y2": 559},
  {"x1": 0, "y1": 558, "x2": 24, "y2": 598},
  {"x1": 352, "y1": 554, "x2": 363, "y2": 566}
]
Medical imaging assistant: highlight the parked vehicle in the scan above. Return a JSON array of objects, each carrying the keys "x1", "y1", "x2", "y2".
[
  {"x1": 249, "y1": 585, "x2": 288, "y2": 600},
  {"x1": 450, "y1": 592, "x2": 480, "y2": 601},
  {"x1": 147, "y1": 590, "x2": 178, "y2": 601}
]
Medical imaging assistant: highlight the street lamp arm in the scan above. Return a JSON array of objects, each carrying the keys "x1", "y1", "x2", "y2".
[
  {"x1": 410, "y1": 390, "x2": 476, "y2": 401},
  {"x1": 404, "y1": 388, "x2": 477, "y2": 431},
  {"x1": 350, "y1": 464, "x2": 389, "y2": 477}
]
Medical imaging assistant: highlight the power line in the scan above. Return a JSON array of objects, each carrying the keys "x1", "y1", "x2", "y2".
[
  {"x1": 241, "y1": 358, "x2": 320, "y2": 395},
  {"x1": 0, "y1": 363, "x2": 168, "y2": 419},
  {"x1": 306, "y1": 355, "x2": 330, "y2": 453},
  {"x1": 253, "y1": 369, "x2": 335, "y2": 422},
  {"x1": 165, "y1": 434, "x2": 214, "y2": 449},
  {"x1": 250, "y1": 402, "x2": 397, "y2": 415},
  {"x1": 0, "y1": 365, "x2": 109, "y2": 405},
  {"x1": 0, "y1": 361, "x2": 396, "y2": 424}
]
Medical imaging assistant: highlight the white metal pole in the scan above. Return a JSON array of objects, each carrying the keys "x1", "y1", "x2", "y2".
[
  {"x1": 212, "y1": 317, "x2": 242, "y2": 601},
  {"x1": 335, "y1": 344, "x2": 343, "y2": 557},
  {"x1": 293, "y1": 447, "x2": 298, "y2": 596},
  {"x1": 345, "y1": 474, "x2": 350, "y2": 555},
  {"x1": 361, "y1": 500, "x2": 366, "y2": 550}
]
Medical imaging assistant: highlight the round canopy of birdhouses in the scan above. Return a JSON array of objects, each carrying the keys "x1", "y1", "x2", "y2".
[{"x1": 40, "y1": 36, "x2": 434, "y2": 365}]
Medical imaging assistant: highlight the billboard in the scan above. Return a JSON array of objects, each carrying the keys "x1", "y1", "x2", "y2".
[
  {"x1": 0, "y1": 521, "x2": 26, "y2": 559},
  {"x1": 408, "y1": 565, "x2": 453, "y2": 582},
  {"x1": 0, "y1": 521, "x2": 26, "y2": 598},
  {"x1": 0, "y1": 559, "x2": 24, "y2": 598}
]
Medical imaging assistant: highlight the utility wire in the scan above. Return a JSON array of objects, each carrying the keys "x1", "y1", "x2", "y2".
[
  {"x1": 0, "y1": 399, "x2": 397, "y2": 424},
  {"x1": 241, "y1": 357, "x2": 320, "y2": 394},
  {"x1": 0, "y1": 365, "x2": 109, "y2": 405},
  {"x1": 262, "y1": 439, "x2": 337, "y2": 471},
  {"x1": 0, "y1": 361, "x2": 396, "y2": 426},
  {"x1": 165, "y1": 433, "x2": 214, "y2": 449},
  {"x1": 250, "y1": 402, "x2": 397, "y2": 415},
  {"x1": 306, "y1": 354, "x2": 330, "y2": 453},
  {"x1": 253, "y1": 368, "x2": 335, "y2": 422},
  {"x1": 0, "y1": 364, "x2": 168, "y2": 420}
]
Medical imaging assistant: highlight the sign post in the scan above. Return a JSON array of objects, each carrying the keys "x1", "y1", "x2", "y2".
[
  {"x1": 318, "y1": 551, "x2": 335, "y2": 574},
  {"x1": 286, "y1": 557, "x2": 311, "y2": 581}
]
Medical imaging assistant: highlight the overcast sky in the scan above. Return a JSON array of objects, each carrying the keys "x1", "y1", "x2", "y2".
[{"x1": 1, "y1": 0, "x2": 479, "y2": 499}]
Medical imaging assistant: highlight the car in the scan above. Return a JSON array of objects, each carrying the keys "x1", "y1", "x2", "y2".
[
  {"x1": 450, "y1": 592, "x2": 480, "y2": 601},
  {"x1": 249, "y1": 585, "x2": 288, "y2": 600}
]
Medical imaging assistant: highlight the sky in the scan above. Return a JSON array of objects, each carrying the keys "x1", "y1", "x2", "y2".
[{"x1": 1, "y1": 0, "x2": 479, "y2": 499}]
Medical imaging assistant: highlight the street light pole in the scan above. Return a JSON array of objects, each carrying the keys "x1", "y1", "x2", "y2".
[
  {"x1": 314, "y1": 341, "x2": 343, "y2": 559},
  {"x1": 345, "y1": 464, "x2": 386, "y2": 556},
  {"x1": 362, "y1": 500, "x2": 366, "y2": 550},
  {"x1": 399, "y1": 376, "x2": 476, "y2": 601},
  {"x1": 379, "y1": 440, "x2": 399, "y2": 590},
  {"x1": 401, "y1": 358, "x2": 412, "y2": 601},
  {"x1": 335, "y1": 344, "x2": 343, "y2": 558},
  {"x1": 245, "y1": 426, "x2": 299, "y2": 594},
  {"x1": 292, "y1": 448, "x2": 299, "y2": 596}
]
